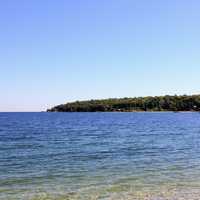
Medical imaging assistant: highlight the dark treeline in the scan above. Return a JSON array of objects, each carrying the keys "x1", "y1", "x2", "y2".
[{"x1": 47, "y1": 95, "x2": 200, "y2": 112}]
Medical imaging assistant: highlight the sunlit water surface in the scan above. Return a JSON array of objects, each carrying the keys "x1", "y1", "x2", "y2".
[{"x1": 1, "y1": 112, "x2": 200, "y2": 200}]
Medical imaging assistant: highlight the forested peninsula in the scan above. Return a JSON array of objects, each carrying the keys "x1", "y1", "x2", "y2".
[{"x1": 47, "y1": 94, "x2": 200, "y2": 112}]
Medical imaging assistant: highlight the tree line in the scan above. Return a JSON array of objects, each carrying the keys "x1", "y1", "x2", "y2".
[{"x1": 47, "y1": 95, "x2": 200, "y2": 112}]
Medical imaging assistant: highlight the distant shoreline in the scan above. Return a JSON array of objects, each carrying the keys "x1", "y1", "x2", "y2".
[{"x1": 47, "y1": 94, "x2": 200, "y2": 112}]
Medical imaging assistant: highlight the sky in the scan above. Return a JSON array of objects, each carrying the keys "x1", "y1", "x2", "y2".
[{"x1": 1, "y1": 0, "x2": 200, "y2": 111}]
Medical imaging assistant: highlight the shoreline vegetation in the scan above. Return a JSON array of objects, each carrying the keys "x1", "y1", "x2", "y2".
[{"x1": 47, "y1": 94, "x2": 200, "y2": 112}]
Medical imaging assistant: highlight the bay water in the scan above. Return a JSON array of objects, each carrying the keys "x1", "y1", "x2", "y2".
[{"x1": 1, "y1": 112, "x2": 200, "y2": 199}]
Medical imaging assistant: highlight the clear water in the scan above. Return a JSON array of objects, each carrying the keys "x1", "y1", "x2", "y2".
[{"x1": 1, "y1": 112, "x2": 200, "y2": 200}]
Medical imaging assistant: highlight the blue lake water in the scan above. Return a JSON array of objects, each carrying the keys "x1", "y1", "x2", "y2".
[{"x1": 1, "y1": 112, "x2": 200, "y2": 199}]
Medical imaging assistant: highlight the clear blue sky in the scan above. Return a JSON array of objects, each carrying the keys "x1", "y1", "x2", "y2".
[{"x1": 1, "y1": 0, "x2": 200, "y2": 111}]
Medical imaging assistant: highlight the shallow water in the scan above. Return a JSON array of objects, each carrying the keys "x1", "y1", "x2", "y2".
[{"x1": 1, "y1": 112, "x2": 200, "y2": 199}]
